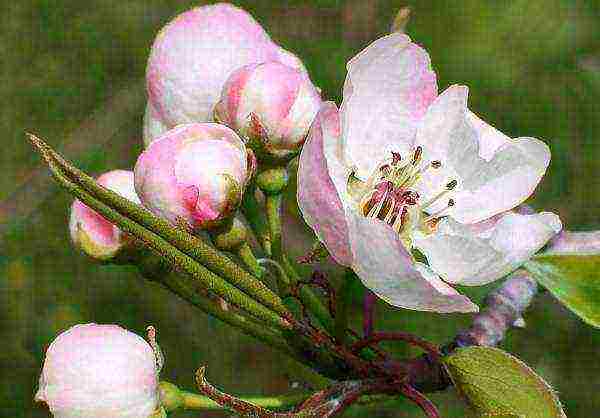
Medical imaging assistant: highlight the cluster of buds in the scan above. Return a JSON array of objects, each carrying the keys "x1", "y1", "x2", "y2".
[{"x1": 48, "y1": 6, "x2": 323, "y2": 412}]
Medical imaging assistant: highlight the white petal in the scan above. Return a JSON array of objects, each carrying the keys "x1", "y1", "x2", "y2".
[
  {"x1": 414, "y1": 211, "x2": 562, "y2": 285},
  {"x1": 347, "y1": 208, "x2": 478, "y2": 313},
  {"x1": 451, "y1": 137, "x2": 551, "y2": 223},
  {"x1": 466, "y1": 111, "x2": 511, "y2": 161},
  {"x1": 341, "y1": 33, "x2": 438, "y2": 180},
  {"x1": 414, "y1": 87, "x2": 551, "y2": 223}
]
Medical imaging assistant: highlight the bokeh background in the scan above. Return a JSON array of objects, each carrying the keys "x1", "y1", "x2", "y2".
[{"x1": 2, "y1": 0, "x2": 599, "y2": 417}]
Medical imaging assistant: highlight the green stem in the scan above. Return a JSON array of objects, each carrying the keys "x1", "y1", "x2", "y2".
[
  {"x1": 334, "y1": 274, "x2": 353, "y2": 346},
  {"x1": 266, "y1": 194, "x2": 285, "y2": 285},
  {"x1": 29, "y1": 134, "x2": 289, "y2": 319},
  {"x1": 159, "y1": 272, "x2": 293, "y2": 355},
  {"x1": 42, "y1": 159, "x2": 288, "y2": 330},
  {"x1": 182, "y1": 390, "x2": 310, "y2": 411},
  {"x1": 242, "y1": 182, "x2": 272, "y2": 256},
  {"x1": 265, "y1": 193, "x2": 335, "y2": 334},
  {"x1": 237, "y1": 242, "x2": 266, "y2": 279}
]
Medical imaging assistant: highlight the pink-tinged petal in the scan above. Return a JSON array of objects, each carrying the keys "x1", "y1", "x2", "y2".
[
  {"x1": 36, "y1": 324, "x2": 158, "y2": 418},
  {"x1": 146, "y1": 3, "x2": 302, "y2": 127},
  {"x1": 347, "y1": 208, "x2": 477, "y2": 313},
  {"x1": 414, "y1": 211, "x2": 562, "y2": 285},
  {"x1": 69, "y1": 170, "x2": 140, "y2": 261},
  {"x1": 414, "y1": 86, "x2": 551, "y2": 223},
  {"x1": 218, "y1": 61, "x2": 321, "y2": 160},
  {"x1": 135, "y1": 123, "x2": 248, "y2": 230},
  {"x1": 297, "y1": 103, "x2": 352, "y2": 266},
  {"x1": 341, "y1": 33, "x2": 438, "y2": 180}
]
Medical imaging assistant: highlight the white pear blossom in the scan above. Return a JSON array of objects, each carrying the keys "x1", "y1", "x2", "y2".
[{"x1": 298, "y1": 33, "x2": 561, "y2": 313}]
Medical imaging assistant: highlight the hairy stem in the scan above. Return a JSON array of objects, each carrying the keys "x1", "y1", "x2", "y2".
[
  {"x1": 29, "y1": 134, "x2": 289, "y2": 319},
  {"x1": 34, "y1": 147, "x2": 289, "y2": 330}
]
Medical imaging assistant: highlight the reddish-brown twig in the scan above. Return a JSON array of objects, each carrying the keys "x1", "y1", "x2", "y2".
[
  {"x1": 349, "y1": 332, "x2": 441, "y2": 363},
  {"x1": 400, "y1": 384, "x2": 441, "y2": 418},
  {"x1": 196, "y1": 366, "x2": 331, "y2": 417}
]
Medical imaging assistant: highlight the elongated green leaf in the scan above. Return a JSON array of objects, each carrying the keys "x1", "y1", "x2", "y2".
[
  {"x1": 443, "y1": 346, "x2": 565, "y2": 418},
  {"x1": 525, "y1": 254, "x2": 600, "y2": 328}
]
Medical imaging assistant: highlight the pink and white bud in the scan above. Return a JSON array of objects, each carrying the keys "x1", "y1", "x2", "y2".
[
  {"x1": 69, "y1": 170, "x2": 141, "y2": 261},
  {"x1": 145, "y1": 3, "x2": 309, "y2": 147},
  {"x1": 134, "y1": 123, "x2": 250, "y2": 230},
  {"x1": 216, "y1": 61, "x2": 322, "y2": 161},
  {"x1": 35, "y1": 323, "x2": 159, "y2": 418}
]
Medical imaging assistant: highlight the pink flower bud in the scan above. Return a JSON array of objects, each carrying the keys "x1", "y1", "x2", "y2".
[
  {"x1": 134, "y1": 123, "x2": 249, "y2": 230},
  {"x1": 69, "y1": 170, "x2": 141, "y2": 261},
  {"x1": 35, "y1": 323, "x2": 159, "y2": 418},
  {"x1": 216, "y1": 61, "x2": 322, "y2": 161},
  {"x1": 145, "y1": 3, "x2": 308, "y2": 146}
]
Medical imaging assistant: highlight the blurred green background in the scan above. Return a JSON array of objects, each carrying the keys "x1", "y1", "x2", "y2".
[{"x1": 2, "y1": 0, "x2": 599, "y2": 417}]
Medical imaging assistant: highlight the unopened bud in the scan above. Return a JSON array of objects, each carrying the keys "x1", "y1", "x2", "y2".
[
  {"x1": 69, "y1": 170, "x2": 141, "y2": 262},
  {"x1": 135, "y1": 124, "x2": 250, "y2": 230},
  {"x1": 35, "y1": 323, "x2": 159, "y2": 418},
  {"x1": 145, "y1": 3, "x2": 309, "y2": 138},
  {"x1": 216, "y1": 61, "x2": 321, "y2": 162},
  {"x1": 256, "y1": 167, "x2": 289, "y2": 195}
]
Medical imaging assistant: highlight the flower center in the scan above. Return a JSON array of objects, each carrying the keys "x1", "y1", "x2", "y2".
[{"x1": 358, "y1": 147, "x2": 457, "y2": 235}]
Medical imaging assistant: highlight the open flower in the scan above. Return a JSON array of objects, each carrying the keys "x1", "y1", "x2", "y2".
[
  {"x1": 135, "y1": 123, "x2": 250, "y2": 230},
  {"x1": 69, "y1": 170, "x2": 141, "y2": 261},
  {"x1": 298, "y1": 33, "x2": 561, "y2": 313},
  {"x1": 35, "y1": 323, "x2": 159, "y2": 418},
  {"x1": 215, "y1": 61, "x2": 322, "y2": 162},
  {"x1": 145, "y1": 3, "x2": 308, "y2": 146}
]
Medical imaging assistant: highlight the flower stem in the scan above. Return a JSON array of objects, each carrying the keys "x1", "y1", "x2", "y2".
[
  {"x1": 400, "y1": 385, "x2": 440, "y2": 418},
  {"x1": 334, "y1": 272, "x2": 353, "y2": 345},
  {"x1": 181, "y1": 390, "x2": 310, "y2": 411},
  {"x1": 242, "y1": 182, "x2": 272, "y2": 256},
  {"x1": 363, "y1": 290, "x2": 377, "y2": 338},
  {"x1": 265, "y1": 193, "x2": 335, "y2": 334},
  {"x1": 237, "y1": 242, "x2": 266, "y2": 279}
]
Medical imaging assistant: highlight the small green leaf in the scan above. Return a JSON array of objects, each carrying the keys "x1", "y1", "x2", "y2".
[
  {"x1": 525, "y1": 254, "x2": 600, "y2": 328},
  {"x1": 443, "y1": 346, "x2": 565, "y2": 418}
]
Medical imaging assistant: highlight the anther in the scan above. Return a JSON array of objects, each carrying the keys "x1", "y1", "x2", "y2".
[
  {"x1": 391, "y1": 152, "x2": 402, "y2": 165},
  {"x1": 431, "y1": 160, "x2": 442, "y2": 169},
  {"x1": 412, "y1": 146, "x2": 423, "y2": 165},
  {"x1": 446, "y1": 180, "x2": 458, "y2": 190}
]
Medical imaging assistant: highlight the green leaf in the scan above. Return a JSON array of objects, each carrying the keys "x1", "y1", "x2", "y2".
[
  {"x1": 525, "y1": 254, "x2": 600, "y2": 328},
  {"x1": 443, "y1": 346, "x2": 565, "y2": 418}
]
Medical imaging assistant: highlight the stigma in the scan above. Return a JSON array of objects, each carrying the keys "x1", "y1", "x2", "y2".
[{"x1": 358, "y1": 148, "x2": 457, "y2": 234}]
